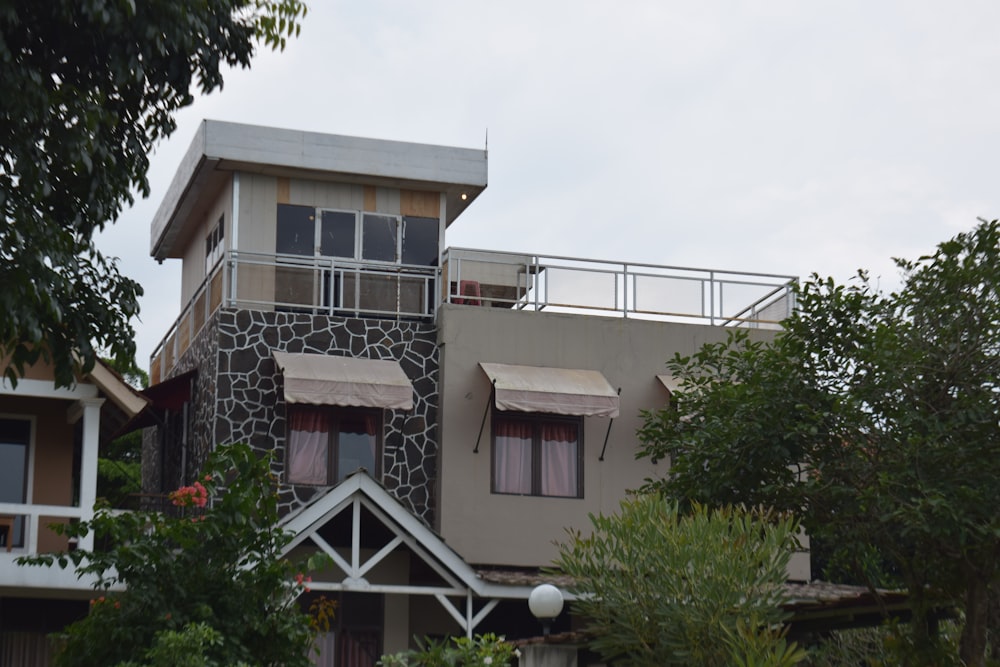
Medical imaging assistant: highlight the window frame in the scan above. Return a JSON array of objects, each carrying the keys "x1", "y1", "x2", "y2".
[
  {"x1": 205, "y1": 214, "x2": 225, "y2": 273},
  {"x1": 490, "y1": 410, "x2": 584, "y2": 499},
  {"x1": 280, "y1": 205, "x2": 440, "y2": 268},
  {"x1": 285, "y1": 406, "x2": 384, "y2": 486},
  {"x1": 0, "y1": 415, "x2": 35, "y2": 548}
]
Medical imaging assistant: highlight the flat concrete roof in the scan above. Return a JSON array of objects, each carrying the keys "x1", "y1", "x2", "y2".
[{"x1": 150, "y1": 120, "x2": 489, "y2": 260}]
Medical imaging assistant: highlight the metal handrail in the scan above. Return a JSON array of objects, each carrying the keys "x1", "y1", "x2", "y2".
[
  {"x1": 442, "y1": 247, "x2": 796, "y2": 326},
  {"x1": 151, "y1": 247, "x2": 797, "y2": 379}
]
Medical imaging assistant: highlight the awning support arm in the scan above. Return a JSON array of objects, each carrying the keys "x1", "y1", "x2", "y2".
[
  {"x1": 473, "y1": 379, "x2": 496, "y2": 454},
  {"x1": 598, "y1": 387, "x2": 622, "y2": 462}
]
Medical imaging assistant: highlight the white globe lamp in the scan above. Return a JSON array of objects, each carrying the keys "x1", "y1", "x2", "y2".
[{"x1": 528, "y1": 583, "x2": 563, "y2": 635}]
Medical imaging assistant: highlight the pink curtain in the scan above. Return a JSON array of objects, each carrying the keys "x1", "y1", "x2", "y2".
[
  {"x1": 288, "y1": 407, "x2": 330, "y2": 485},
  {"x1": 541, "y1": 422, "x2": 579, "y2": 497},
  {"x1": 494, "y1": 419, "x2": 533, "y2": 494},
  {"x1": 339, "y1": 630, "x2": 379, "y2": 667}
]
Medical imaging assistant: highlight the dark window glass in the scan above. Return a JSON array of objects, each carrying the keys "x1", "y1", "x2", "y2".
[
  {"x1": 0, "y1": 418, "x2": 30, "y2": 547},
  {"x1": 336, "y1": 414, "x2": 377, "y2": 483},
  {"x1": 401, "y1": 216, "x2": 439, "y2": 266},
  {"x1": 361, "y1": 214, "x2": 398, "y2": 262},
  {"x1": 276, "y1": 204, "x2": 316, "y2": 256},
  {"x1": 320, "y1": 210, "x2": 357, "y2": 259}
]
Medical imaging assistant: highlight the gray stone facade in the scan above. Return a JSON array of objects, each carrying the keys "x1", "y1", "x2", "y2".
[{"x1": 147, "y1": 308, "x2": 440, "y2": 524}]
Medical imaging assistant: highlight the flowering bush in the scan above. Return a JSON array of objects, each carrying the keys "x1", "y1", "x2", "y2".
[
  {"x1": 21, "y1": 443, "x2": 329, "y2": 667},
  {"x1": 378, "y1": 633, "x2": 519, "y2": 667},
  {"x1": 168, "y1": 480, "x2": 209, "y2": 508}
]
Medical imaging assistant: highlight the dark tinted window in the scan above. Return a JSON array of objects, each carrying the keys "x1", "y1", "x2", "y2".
[
  {"x1": 401, "y1": 216, "x2": 439, "y2": 266},
  {"x1": 361, "y1": 214, "x2": 397, "y2": 262},
  {"x1": 320, "y1": 210, "x2": 357, "y2": 259},
  {"x1": 276, "y1": 204, "x2": 316, "y2": 256}
]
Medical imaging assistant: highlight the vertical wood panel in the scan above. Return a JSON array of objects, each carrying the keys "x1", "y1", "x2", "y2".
[
  {"x1": 277, "y1": 177, "x2": 290, "y2": 204},
  {"x1": 400, "y1": 190, "x2": 441, "y2": 218},
  {"x1": 363, "y1": 186, "x2": 377, "y2": 212}
]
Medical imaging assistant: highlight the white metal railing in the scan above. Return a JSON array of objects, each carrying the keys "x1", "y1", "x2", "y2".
[
  {"x1": 151, "y1": 247, "x2": 797, "y2": 379},
  {"x1": 150, "y1": 252, "x2": 439, "y2": 378},
  {"x1": 443, "y1": 247, "x2": 796, "y2": 327},
  {"x1": 226, "y1": 251, "x2": 438, "y2": 319},
  {"x1": 0, "y1": 502, "x2": 86, "y2": 554}
]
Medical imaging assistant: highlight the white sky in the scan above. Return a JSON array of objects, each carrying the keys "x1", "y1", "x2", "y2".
[{"x1": 96, "y1": 1, "x2": 1000, "y2": 368}]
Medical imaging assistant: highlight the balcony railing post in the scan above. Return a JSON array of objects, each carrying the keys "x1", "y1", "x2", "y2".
[
  {"x1": 709, "y1": 271, "x2": 716, "y2": 326},
  {"x1": 621, "y1": 263, "x2": 628, "y2": 318}
]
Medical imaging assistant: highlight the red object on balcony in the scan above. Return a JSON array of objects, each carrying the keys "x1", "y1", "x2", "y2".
[{"x1": 456, "y1": 280, "x2": 481, "y2": 306}]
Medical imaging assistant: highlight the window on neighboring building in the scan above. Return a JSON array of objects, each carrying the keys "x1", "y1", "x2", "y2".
[
  {"x1": 0, "y1": 417, "x2": 31, "y2": 547},
  {"x1": 492, "y1": 413, "x2": 582, "y2": 498},
  {"x1": 205, "y1": 214, "x2": 225, "y2": 273},
  {"x1": 286, "y1": 406, "x2": 381, "y2": 485}
]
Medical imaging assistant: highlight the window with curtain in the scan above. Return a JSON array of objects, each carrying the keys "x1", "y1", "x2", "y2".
[
  {"x1": 492, "y1": 413, "x2": 582, "y2": 498},
  {"x1": 286, "y1": 406, "x2": 381, "y2": 485}
]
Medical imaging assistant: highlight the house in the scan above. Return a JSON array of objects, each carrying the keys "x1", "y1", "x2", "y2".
[
  {"x1": 0, "y1": 357, "x2": 148, "y2": 664},
  {"x1": 142, "y1": 120, "x2": 804, "y2": 666}
]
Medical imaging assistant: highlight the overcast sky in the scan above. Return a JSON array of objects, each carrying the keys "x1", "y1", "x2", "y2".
[{"x1": 97, "y1": 1, "x2": 1000, "y2": 369}]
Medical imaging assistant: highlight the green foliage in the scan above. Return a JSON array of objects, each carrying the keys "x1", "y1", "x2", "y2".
[
  {"x1": 552, "y1": 496, "x2": 804, "y2": 667},
  {"x1": 638, "y1": 220, "x2": 1000, "y2": 666},
  {"x1": 97, "y1": 358, "x2": 148, "y2": 508},
  {"x1": 116, "y1": 622, "x2": 228, "y2": 667},
  {"x1": 20, "y1": 443, "x2": 326, "y2": 667},
  {"x1": 378, "y1": 633, "x2": 518, "y2": 666},
  {"x1": 0, "y1": 0, "x2": 306, "y2": 388},
  {"x1": 801, "y1": 621, "x2": 969, "y2": 667}
]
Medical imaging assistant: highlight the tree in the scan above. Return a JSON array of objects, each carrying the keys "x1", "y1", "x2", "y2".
[
  {"x1": 638, "y1": 220, "x2": 1000, "y2": 666},
  {"x1": 98, "y1": 358, "x2": 148, "y2": 508},
  {"x1": 21, "y1": 443, "x2": 331, "y2": 667},
  {"x1": 552, "y1": 496, "x2": 805, "y2": 667},
  {"x1": 0, "y1": 0, "x2": 306, "y2": 388}
]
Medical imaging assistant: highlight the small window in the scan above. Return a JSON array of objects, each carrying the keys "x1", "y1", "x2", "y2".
[
  {"x1": 287, "y1": 406, "x2": 381, "y2": 485},
  {"x1": 492, "y1": 413, "x2": 582, "y2": 498},
  {"x1": 361, "y1": 214, "x2": 399, "y2": 262},
  {"x1": 276, "y1": 204, "x2": 316, "y2": 256},
  {"x1": 205, "y1": 214, "x2": 225, "y2": 273},
  {"x1": 401, "y1": 216, "x2": 439, "y2": 266},
  {"x1": 320, "y1": 210, "x2": 358, "y2": 259}
]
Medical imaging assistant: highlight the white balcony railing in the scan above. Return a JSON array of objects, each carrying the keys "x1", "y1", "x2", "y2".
[
  {"x1": 442, "y1": 247, "x2": 796, "y2": 327},
  {"x1": 0, "y1": 501, "x2": 87, "y2": 555},
  {"x1": 151, "y1": 247, "x2": 797, "y2": 382}
]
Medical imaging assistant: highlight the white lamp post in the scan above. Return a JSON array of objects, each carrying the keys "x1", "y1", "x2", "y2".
[{"x1": 528, "y1": 583, "x2": 564, "y2": 636}]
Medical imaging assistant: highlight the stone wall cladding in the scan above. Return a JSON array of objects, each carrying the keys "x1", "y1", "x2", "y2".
[
  {"x1": 215, "y1": 309, "x2": 439, "y2": 523},
  {"x1": 141, "y1": 313, "x2": 220, "y2": 495}
]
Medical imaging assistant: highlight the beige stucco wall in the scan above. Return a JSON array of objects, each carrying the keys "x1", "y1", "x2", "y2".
[
  {"x1": 179, "y1": 177, "x2": 233, "y2": 307},
  {"x1": 2, "y1": 394, "x2": 75, "y2": 553},
  {"x1": 436, "y1": 304, "x2": 774, "y2": 567}
]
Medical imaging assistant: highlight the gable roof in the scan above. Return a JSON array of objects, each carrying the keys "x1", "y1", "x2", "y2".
[{"x1": 279, "y1": 471, "x2": 560, "y2": 602}]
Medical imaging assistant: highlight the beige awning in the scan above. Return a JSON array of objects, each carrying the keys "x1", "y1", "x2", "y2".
[
  {"x1": 273, "y1": 352, "x2": 413, "y2": 410},
  {"x1": 656, "y1": 374, "x2": 681, "y2": 398},
  {"x1": 479, "y1": 362, "x2": 619, "y2": 418}
]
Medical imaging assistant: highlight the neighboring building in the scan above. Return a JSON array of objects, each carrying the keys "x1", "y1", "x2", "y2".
[
  {"x1": 143, "y1": 120, "x2": 803, "y2": 666},
  {"x1": 0, "y1": 357, "x2": 148, "y2": 664}
]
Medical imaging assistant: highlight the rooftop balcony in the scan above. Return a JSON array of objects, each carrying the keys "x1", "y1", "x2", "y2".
[{"x1": 151, "y1": 248, "x2": 796, "y2": 383}]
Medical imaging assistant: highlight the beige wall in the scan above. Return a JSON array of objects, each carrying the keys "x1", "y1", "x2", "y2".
[
  {"x1": 179, "y1": 177, "x2": 234, "y2": 306},
  {"x1": 436, "y1": 304, "x2": 774, "y2": 567},
  {"x1": 2, "y1": 395, "x2": 75, "y2": 552}
]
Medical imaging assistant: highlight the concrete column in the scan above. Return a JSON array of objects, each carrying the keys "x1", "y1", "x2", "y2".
[
  {"x1": 77, "y1": 397, "x2": 104, "y2": 551},
  {"x1": 519, "y1": 644, "x2": 577, "y2": 667}
]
